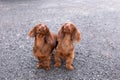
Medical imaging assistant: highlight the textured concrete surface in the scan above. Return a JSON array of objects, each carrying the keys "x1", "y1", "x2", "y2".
[{"x1": 0, "y1": 0, "x2": 120, "y2": 80}]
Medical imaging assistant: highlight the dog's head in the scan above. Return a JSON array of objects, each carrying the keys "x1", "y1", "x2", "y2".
[
  {"x1": 28, "y1": 23, "x2": 53, "y2": 43},
  {"x1": 58, "y1": 22, "x2": 80, "y2": 42},
  {"x1": 28, "y1": 23, "x2": 49, "y2": 37}
]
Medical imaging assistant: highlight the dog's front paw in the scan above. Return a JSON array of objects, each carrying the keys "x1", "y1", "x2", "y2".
[
  {"x1": 45, "y1": 66, "x2": 50, "y2": 70},
  {"x1": 66, "y1": 65, "x2": 74, "y2": 70},
  {"x1": 37, "y1": 63, "x2": 42, "y2": 69},
  {"x1": 54, "y1": 63, "x2": 61, "y2": 68}
]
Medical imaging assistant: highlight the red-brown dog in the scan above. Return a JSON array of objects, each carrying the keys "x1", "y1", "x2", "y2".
[
  {"x1": 54, "y1": 22, "x2": 81, "y2": 70},
  {"x1": 29, "y1": 23, "x2": 57, "y2": 70}
]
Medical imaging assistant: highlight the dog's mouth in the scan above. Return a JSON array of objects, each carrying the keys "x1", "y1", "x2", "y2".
[
  {"x1": 64, "y1": 29, "x2": 72, "y2": 33},
  {"x1": 39, "y1": 30, "x2": 45, "y2": 33},
  {"x1": 37, "y1": 27, "x2": 47, "y2": 34},
  {"x1": 63, "y1": 25, "x2": 72, "y2": 33},
  {"x1": 36, "y1": 29, "x2": 48, "y2": 36},
  {"x1": 36, "y1": 31, "x2": 47, "y2": 35}
]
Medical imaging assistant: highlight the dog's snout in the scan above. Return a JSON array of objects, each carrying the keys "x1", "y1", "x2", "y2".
[
  {"x1": 64, "y1": 26, "x2": 70, "y2": 30},
  {"x1": 38, "y1": 26, "x2": 44, "y2": 31},
  {"x1": 41, "y1": 26, "x2": 44, "y2": 30},
  {"x1": 66, "y1": 26, "x2": 69, "y2": 29}
]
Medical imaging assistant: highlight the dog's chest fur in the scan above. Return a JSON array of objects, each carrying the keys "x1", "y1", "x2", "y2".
[
  {"x1": 34, "y1": 35, "x2": 51, "y2": 54},
  {"x1": 58, "y1": 34, "x2": 74, "y2": 53},
  {"x1": 35, "y1": 35, "x2": 45, "y2": 49}
]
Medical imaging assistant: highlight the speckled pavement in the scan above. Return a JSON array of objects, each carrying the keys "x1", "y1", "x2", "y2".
[{"x1": 0, "y1": 0, "x2": 120, "y2": 80}]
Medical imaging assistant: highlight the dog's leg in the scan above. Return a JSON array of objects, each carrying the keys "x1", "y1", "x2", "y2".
[
  {"x1": 66, "y1": 52, "x2": 74, "y2": 70},
  {"x1": 44, "y1": 56, "x2": 51, "y2": 70},
  {"x1": 54, "y1": 52, "x2": 61, "y2": 67},
  {"x1": 33, "y1": 49, "x2": 43, "y2": 69},
  {"x1": 37, "y1": 60, "x2": 43, "y2": 69}
]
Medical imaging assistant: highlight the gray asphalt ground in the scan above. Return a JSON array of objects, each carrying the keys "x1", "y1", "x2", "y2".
[{"x1": 0, "y1": 0, "x2": 120, "y2": 80}]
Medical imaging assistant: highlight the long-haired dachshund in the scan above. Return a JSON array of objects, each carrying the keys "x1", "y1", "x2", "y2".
[
  {"x1": 54, "y1": 22, "x2": 81, "y2": 70},
  {"x1": 29, "y1": 23, "x2": 57, "y2": 70}
]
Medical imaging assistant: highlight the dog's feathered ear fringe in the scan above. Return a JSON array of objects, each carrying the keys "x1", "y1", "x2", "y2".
[
  {"x1": 45, "y1": 26, "x2": 53, "y2": 44},
  {"x1": 57, "y1": 25, "x2": 65, "y2": 41},
  {"x1": 71, "y1": 24, "x2": 81, "y2": 42},
  {"x1": 28, "y1": 27, "x2": 36, "y2": 38}
]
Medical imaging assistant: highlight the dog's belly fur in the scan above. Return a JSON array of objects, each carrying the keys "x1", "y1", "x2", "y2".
[
  {"x1": 33, "y1": 46, "x2": 51, "y2": 60},
  {"x1": 56, "y1": 41, "x2": 74, "y2": 59},
  {"x1": 58, "y1": 39, "x2": 74, "y2": 52},
  {"x1": 61, "y1": 43, "x2": 73, "y2": 52}
]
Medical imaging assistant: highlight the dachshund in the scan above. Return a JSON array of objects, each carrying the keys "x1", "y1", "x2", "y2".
[
  {"x1": 54, "y1": 22, "x2": 81, "y2": 70},
  {"x1": 29, "y1": 23, "x2": 57, "y2": 70}
]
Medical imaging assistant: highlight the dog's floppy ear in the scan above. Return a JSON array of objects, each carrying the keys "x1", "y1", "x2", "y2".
[
  {"x1": 28, "y1": 27, "x2": 36, "y2": 38},
  {"x1": 45, "y1": 26, "x2": 53, "y2": 44},
  {"x1": 58, "y1": 25, "x2": 65, "y2": 41},
  {"x1": 71, "y1": 24, "x2": 81, "y2": 42}
]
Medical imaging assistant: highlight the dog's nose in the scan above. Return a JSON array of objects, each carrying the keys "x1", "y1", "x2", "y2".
[
  {"x1": 38, "y1": 26, "x2": 43, "y2": 31},
  {"x1": 66, "y1": 26, "x2": 69, "y2": 29},
  {"x1": 65, "y1": 26, "x2": 70, "y2": 30},
  {"x1": 41, "y1": 26, "x2": 44, "y2": 29}
]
